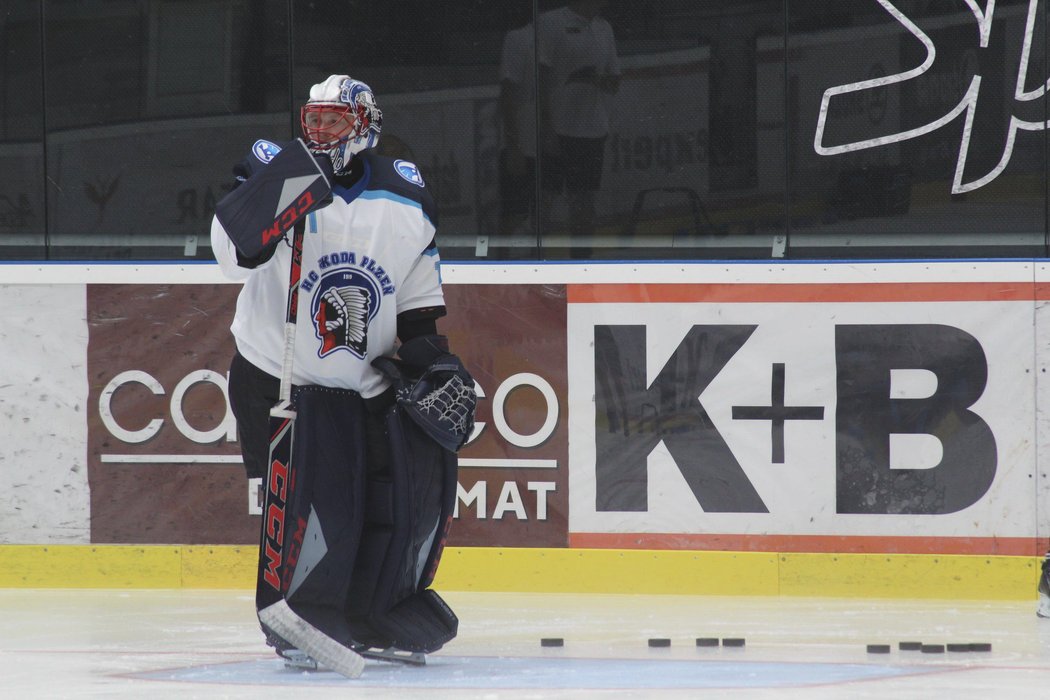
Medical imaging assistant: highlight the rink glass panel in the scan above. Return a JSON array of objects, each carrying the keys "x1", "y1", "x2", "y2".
[
  {"x1": 785, "y1": 0, "x2": 1047, "y2": 259},
  {"x1": 0, "y1": 1, "x2": 45, "y2": 259},
  {"x1": 0, "y1": 0, "x2": 1047, "y2": 260},
  {"x1": 36, "y1": 0, "x2": 291, "y2": 261}
]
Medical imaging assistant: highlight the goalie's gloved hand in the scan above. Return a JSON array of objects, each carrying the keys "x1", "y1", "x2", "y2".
[
  {"x1": 372, "y1": 335, "x2": 477, "y2": 452},
  {"x1": 396, "y1": 335, "x2": 473, "y2": 383},
  {"x1": 230, "y1": 139, "x2": 288, "y2": 189},
  {"x1": 221, "y1": 140, "x2": 336, "y2": 270},
  {"x1": 231, "y1": 155, "x2": 259, "y2": 188},
  {"x1": 229, "y1": 144, "x2": 288, "y2": 268},
  {"x1": 229, "y1": 141, "x2": 335, "y2": 209}
]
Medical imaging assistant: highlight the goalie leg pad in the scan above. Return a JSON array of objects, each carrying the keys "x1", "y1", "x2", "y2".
[
  {"x1": 344, "y1": 402, "x2": 459, "y2": 653},
  {"x1": 260, "y1": 385, "x2": 368, "y2": 648}
]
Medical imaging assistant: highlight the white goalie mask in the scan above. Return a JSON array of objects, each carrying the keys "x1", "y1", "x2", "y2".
[{"x1": 300, "y1": 74, "x2": 382, "y2": 174}]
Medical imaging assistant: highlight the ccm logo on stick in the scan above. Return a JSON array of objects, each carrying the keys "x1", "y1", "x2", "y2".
[{"x1": 262, "y1": 449, "x2": 290, "y2": 591}]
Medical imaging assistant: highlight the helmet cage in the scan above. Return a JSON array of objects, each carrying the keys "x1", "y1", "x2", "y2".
[
  {"x1": 301, "y1": 103, "x2": 361, "y2": 151},
  {"x1": 300, "y1": 76, "x2": 382, "y2": 173}
]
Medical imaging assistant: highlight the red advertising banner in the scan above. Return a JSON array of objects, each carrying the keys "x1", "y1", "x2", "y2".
[
  {"x1": 87, "y1": 284, "x2": 249, "y2": 544},
  {"x1": 442, "y1": 283, "x2": 568, "y2": 547},
  {"x1": 86, "y1": 283, "x2": 568, "y2": 547}
]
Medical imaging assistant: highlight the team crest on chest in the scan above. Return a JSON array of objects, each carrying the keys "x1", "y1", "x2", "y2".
[
  {"x1": 309, "y1": 267, "x2": 382, "y2": 359},
  {"x1": 301, "y1": 250, "x2": 395, "y2": 360}
]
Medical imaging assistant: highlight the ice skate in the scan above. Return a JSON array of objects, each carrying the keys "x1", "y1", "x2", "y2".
[{"x1": 1038, "y1": 555, "x2": 1050, "y2": 619}]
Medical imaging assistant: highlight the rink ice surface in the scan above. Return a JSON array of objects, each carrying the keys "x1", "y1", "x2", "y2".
[{"x1": 4, "y1": 589, "x2": 1050, "y2": 699}]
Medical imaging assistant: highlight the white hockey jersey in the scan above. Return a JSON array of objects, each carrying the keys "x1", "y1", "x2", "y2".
[{"x1": 212, "y1": 151, "x2": 445, "y2": 398}]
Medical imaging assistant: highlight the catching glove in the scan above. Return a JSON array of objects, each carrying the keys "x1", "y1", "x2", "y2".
[{"x1": 373, "y1": 335, "x2": 477, "y2": 453}]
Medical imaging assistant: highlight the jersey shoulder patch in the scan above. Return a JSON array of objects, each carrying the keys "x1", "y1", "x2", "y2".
[
  {"x1": 360, "y1": 152, "x2": 438, "y2": 226},
  {"x1": 393, "y1": 159, "x2": 426, "y2": 187}
]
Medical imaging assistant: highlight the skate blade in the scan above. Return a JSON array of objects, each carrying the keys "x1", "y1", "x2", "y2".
[
  {"x1": 1038, "y1": 593, "x2": 1050, "y2": 619},
  {"x1": 355, "y1": 646, "x2": 427, "y2": 666},
  {"x1": 258, "y1": 600, "x2": 365, "y2": 678},
  {"x1": 280, "y1": 649, "x2": 320, "y2": 671}
]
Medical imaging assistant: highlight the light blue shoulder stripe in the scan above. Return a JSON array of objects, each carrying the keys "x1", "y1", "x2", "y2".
[{"x1": 359, "y1": 189, "x2": 434, "y2": 226}]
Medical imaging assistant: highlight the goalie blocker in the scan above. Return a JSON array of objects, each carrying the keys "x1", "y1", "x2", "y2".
[
  {"x1": 214, "y1": 138, "x2": 334, "y2": 262},
  {"x1": 256, "y1": 339, "x2": 474, "y2": 656}
]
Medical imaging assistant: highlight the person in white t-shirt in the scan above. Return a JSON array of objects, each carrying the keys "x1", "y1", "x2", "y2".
[
  {"x1": 537, "y1": 0, "x2": 620, "y2": 257},
  {"x1": 498, "y1": 18, "x2": 538, "y2": 241}
]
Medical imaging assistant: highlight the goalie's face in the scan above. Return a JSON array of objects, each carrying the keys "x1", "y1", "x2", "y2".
[
  {"x1": 301, "y1": 104, "x2": 360, "y2": 150},
  {"x1": 300, "y1": 77, "x2": 382, "y2": 173}
]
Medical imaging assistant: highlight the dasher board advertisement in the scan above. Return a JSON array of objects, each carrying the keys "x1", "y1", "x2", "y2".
[
  {"x1": 6, "y1": 260, "x2": 1050, "y2": 555},
  {"x1": 567, "y1": 276, "x2": 1047, "y2": 555}
]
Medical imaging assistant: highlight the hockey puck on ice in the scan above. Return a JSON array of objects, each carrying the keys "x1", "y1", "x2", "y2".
[
  {"x1": 920, "y1": 644, "x2": 945, "y2": 654},
  {"x1": 968, "y1": 643, "x2": 992, "y2": 652},
  {"x1": 648, "y1": 638, "x2": 671, "y2": 648},
  {"x1": 866, "y1": 644, "x2": 891, "y2": 654},
  {"x1": 722, "y1": 638, "x2": 746, "y2": 647},
  {"x1": 540, "y1": 638, "x2": 564, "y2": 647},
  {"x1": 946, "y1": 643, "x2": 971, "y2": 652},
  {"x1": 695, "y1": 637, "x2": 720, "y2": 647},
  {"x1": 898, "y1": 641, "x2": 923, "y2": 651}
]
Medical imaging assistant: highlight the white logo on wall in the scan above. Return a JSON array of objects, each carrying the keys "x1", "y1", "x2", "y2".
[
  {"x1": 97, "y1": 367, "x2": 561, "y2": 520},
  {"x1": 96, "y1": 369, "x2": 250, "y2": 508},
  {"x1": 814, "y1": 0, "x2": 1044, "y2": 194}
]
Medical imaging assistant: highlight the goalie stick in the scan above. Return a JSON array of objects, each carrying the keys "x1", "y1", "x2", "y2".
[{"x1": 255, "y1": 218, "x2": 366, "y2": 680}]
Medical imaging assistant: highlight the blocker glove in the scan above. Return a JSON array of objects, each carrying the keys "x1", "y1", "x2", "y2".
[{"x1": 215, "y1": 138, "x2": 334, "y2": 263}]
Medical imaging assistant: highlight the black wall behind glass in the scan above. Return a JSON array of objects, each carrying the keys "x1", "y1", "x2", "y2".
[
  {"x1": 4, "y1": 0, "x2": 1048, "y2": 262},
  {"x1": 786, "y1": 0, "x2": 1046, "y2": 259},
  {"x1": 39, "y1": 0, "x2": 289, "y2": 260},
  {"x1": 1, "y1": 1, "x2": 45, "y2": 259}
]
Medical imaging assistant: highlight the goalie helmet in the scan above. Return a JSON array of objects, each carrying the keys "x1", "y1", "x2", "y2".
[{"x1": 301, "y1": 74, "x2": 382, "y2": 174}]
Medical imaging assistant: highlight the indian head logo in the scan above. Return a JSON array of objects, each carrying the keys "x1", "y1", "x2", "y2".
[{"x1": 309, "y1": 267, "x2": 382, "y2": 359}]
